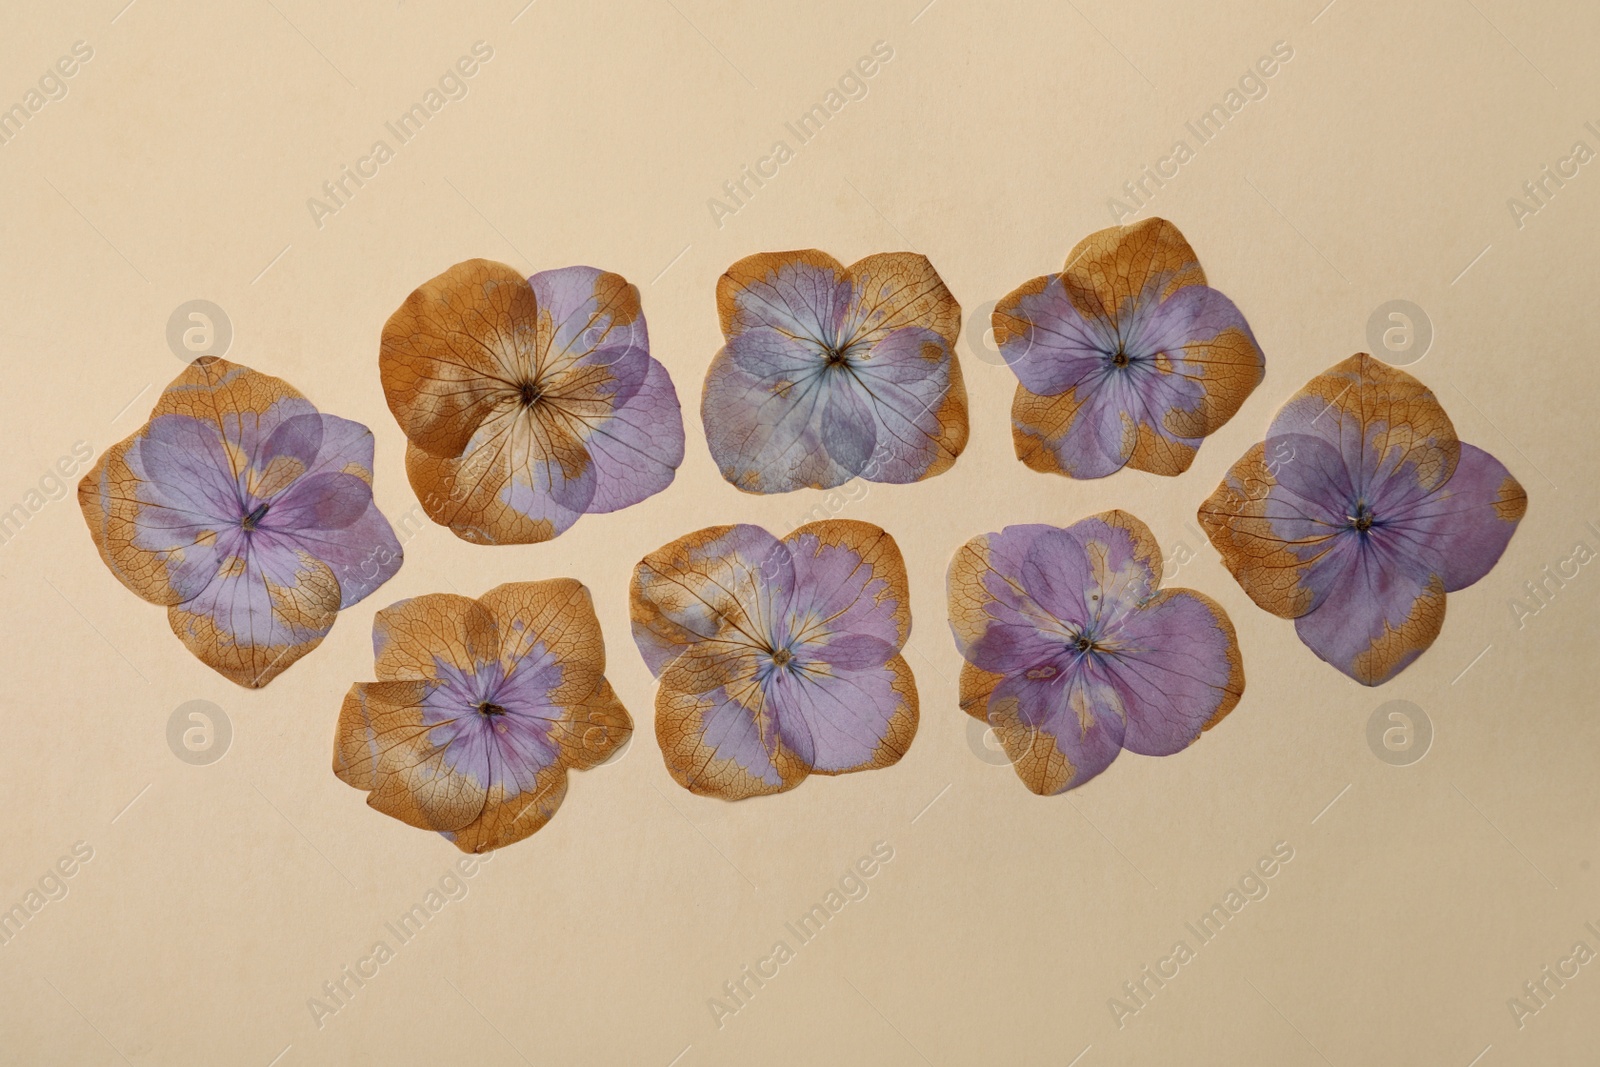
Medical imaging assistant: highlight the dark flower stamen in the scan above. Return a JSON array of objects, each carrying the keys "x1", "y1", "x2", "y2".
[
  {"x1": 241, "y1": 502, "x2": 269, "y2": 531},
  {"x1": 477, "y1": 701, "x2": 508, "y2": 717},
  {"x1": 518, "y1": 380, "x2": 541, "y2": 407}
]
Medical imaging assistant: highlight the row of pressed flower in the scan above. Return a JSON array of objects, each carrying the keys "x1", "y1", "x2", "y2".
[{"x1": 77, "y1": 218, "x2": 1526, "y2": 851}]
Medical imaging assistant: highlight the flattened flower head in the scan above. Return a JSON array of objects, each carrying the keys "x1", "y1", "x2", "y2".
[
  {"x1": 630, "y1": 520, "x2": 918, "y2": 799},
  {"x1": 948, "y1": 511, "x2": 1243, "y2": 795},
  {"x1": 78, "y1": 357, "x2": 402, "y2": 687},
  {"x1": 1199, "y1": 353, "x2": 1527, "y2": 686},
  {"x1": 334, "y1": 579, "x2": 632, "y2": 852},
  {"x1": 702, "y1": 250, "x2": 968, "y2": 493},
  {"x1": 994, "y1": 218, "x2": 1265, "y2": 478},
  {"x1": 380, "y1": 259, "x2": 685, "y2": 544}
]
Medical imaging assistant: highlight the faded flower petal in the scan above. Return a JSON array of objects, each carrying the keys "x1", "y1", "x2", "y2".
[
  {"x1": 631, "y1": 519, "x2": 917, "y2": 800},
  {"x1": 702, "y1": 250, "x2": 967, "y2": 493},
  {"x1": 1200, "y1": 353, "x2": 1526, "y2": 685},
  {"x1": 948, "y1": 511, "x2": 1243, "y2": 795},
  {"x1": 380, "y1": 259, "x2": 684, "y2": 544},
  {"x1": 996, "y1": 218, "x2": 1264, "y2": 479},
  {"x1": 334, "y1": 579, "x2": 632, "y2": 853},
  {"x1": 78, "y1": 357, "x2": 402, "y2": 687}
]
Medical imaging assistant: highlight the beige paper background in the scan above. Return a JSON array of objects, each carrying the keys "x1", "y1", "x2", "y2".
[{"x1": 2, "y1": 0, "x2": 1596, "y2": 1063}]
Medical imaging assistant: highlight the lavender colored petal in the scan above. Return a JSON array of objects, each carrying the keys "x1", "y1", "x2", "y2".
[
  {"x1": 497, "y1": 413, "x2": 598, "y2": 525},
  {"x1": 954, "y1": 525, "x2": 1088, "y2": 673},
  {"x1": 578, "y1": 356, "x2": 685, "y2": 513},
  {"x1": 528, "y1": 265, "x2": 649, "y2": 384},
  {"x1": 1381, "y1": 442, "x2": 1526, "y2": 592},
  {"x1": 279, "y1": 501, "x2": 403, "y2": 609},
  {"x1": 663, "y1": 672, "x2": 817, "y2": 794},
  {"x1": 140, "y1": 416, "x2": 244, "y2": 522},
  {"x1": 1293, "y1": 535, "x2": 1444, "y2": 685},
  {"x1": 764, "y1": 664, "x2": 905, "y2": 773},
  {"x1": 168, "y1": 534, "x2": 340, "y2": 685},
  {"x1": 1267, "y1": 357, "x2": 1457, "y2": 502},
  {"x1": 1061, "y1": 513, "x2": 1161, "y2": 622},
  {"x1": 1016, "y1": 526, "x2": 1098, "y2": 627},
  {"x1": 820, "y1": 376, "x2": 878, "y2": 476},
  {"x1": 995, "y1": 275, "x2": 1114, "y2": 395},
  {"x1": 988, "y1": 668, "x2": 1127, "y2": 794},
  {"x1": 1101, "y1": 590, "x2": 1237, "y2": 756},
  {"x1": 846, "y1": 326, "x2": 957, "y2": 483},
  {"x1": 785, "y1": 526, "x2": 906, "y2": 660},
  {"x1": 702, "y1": 349, "x2": 859, "y2": 491},
  {"x1": 260, "y1": 472, "x2": 370, "y2": 531},
  {"x1": 1042, "y1": 372, "x2": 1139, "y2": 479}
]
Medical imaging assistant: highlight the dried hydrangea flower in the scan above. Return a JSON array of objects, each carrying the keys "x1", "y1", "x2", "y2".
[
  {"x1": 1199, "y1": 353, "x2": 1527, "y2": 686},
  {"x1": 994, "y1": 218, "x2": 1264, "y2": 478},
  {"x1": 78, "y1": 357, "x2": 402, "y2": 687},
  {"x1": 948, "y1": 511, "x2": 1243, "y2": 795},
  {"x1": 380, "y1": 259, "x2": 685, "y2": 544},
  {"x1": 702, "y1": 250, "x2": 967, "y2": 493},
  {"x1": 630, "y1": 520, "x2": 917, "y2": 799},
  {"x1": 334, "y1": 579, "x2": 632, "y2": 853}
]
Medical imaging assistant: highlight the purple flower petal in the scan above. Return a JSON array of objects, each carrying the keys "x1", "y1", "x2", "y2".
[
  {"x1": 997, "y1": 218, "x2": 1263, "y2": 479},
  {"x1": 1385, "y1": 443, "x2": 1527, "y2": 592},
  {"x1": 79, "y1": 358, "x2": 403, "y2": 687},
  {"x1": 383, "y1": 260, "x2": 683, "y2": 544},
  {"x1": 1292, "y1": 538, "x2": 1446, "y2": 686},
  {"x1": 632, "y1": 519, "x2": 917, "y2": 800},
  {"x1": 336, "y1": 579, "x2": 632, "y2": 852},
  {"x1": 702, "y1": 250, "x2": 967, "y2": 493},
  {"x1": 986, "y1": 669, "x2": 1128, "y2": 794},
  {"x1": 1202, "y1": 354, "x2": 1527, "y2": 685},
  {"x1": 581, "y1": 356, "x2": 687, "y2": 514},
  {"x1": 762, "y1": 658, "x2": 915, "y2": 774},
  {"x1": 1101, "y1": 590, "x2": 1242, "y2": 756},
  {"x1": 167, "y1": 533, "x2": 342, "y2": 688},
  {"x1": 949, "y1": 510, "x2": 1243, "y2": 794}
]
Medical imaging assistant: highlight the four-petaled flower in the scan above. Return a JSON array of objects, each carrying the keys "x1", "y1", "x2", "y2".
[
  {"x1": 994, "y1": 218, "x2": 1265, "y2": 479},
  {"x1": 334, "y1": 579, "x2": 633, "y2": 852},
  {"x1": 78, "y1": 357, "x2": 403, "y2": 687},
  {"x1": 1199, "y1": 353, "x2": 1527, "y2": 685},
  {"x1": 631, "y1": 520, "x2": 918, "y2": 800},
  {"x1": 948, "y1": 511, "x2": 1244, "y2": 794},
  {"x1": 380, "y1": 259, "x2": 685, "y2": 544},
  {"x1": 702, "y1": 250, "x2": 968, "y2": 493}
]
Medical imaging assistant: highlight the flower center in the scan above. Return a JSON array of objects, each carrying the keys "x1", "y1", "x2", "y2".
[
  {"x1": 517, "y1": 380, "x2": 542, "y2": 407},
  {"x1": 476, "y1": 701, "x2": 508, "y2": 717},
  {"x1": 1111, "y1": 347, "x2": 1129, "y2": 368},
  {"x1": 1350, "y1": 502, "x2": 1376, "y2": 534},
  {"x1": 822, "y1": 346, "x2": 850, "y2": 368},
  {"x1": 240, "y1": 502, "x2": 269, "y2": 532},
  {"x1": 771, "y1": 648, "x2": 792, "y2": 668},
  {"x1": 1072, "y1": 634, "x2": 1093, "y2": 653}
]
